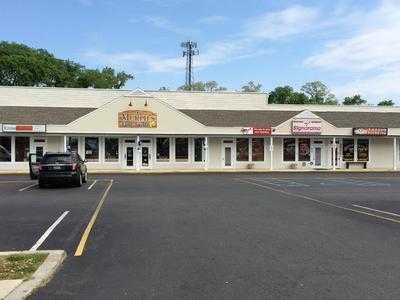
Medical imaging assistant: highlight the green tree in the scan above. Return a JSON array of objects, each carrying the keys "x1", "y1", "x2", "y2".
[
  {"x1": 0, "y1": 41, "x2": 133, "y2": 88},
  {"x1": 268, "y1": 86, "x2": 309, "y2": 104},
  {"x1": 300, "y1": 81, "x2": 337, "y2": 104},
  {"x1": 178, "y1": 80, "x2": 226, "y2": 92},
  {"x1": 158, "y1": 86, "x2": 169, "y2": 91},
  {"x1": 241, "y1": 81, "x2": 262, "y2": 92},
  {"x1": 342, "y1": 94, "x2": 367, "y2": 105},
  {"x1": 377, "y1": 99, "x2": 394, "y2": 106}
]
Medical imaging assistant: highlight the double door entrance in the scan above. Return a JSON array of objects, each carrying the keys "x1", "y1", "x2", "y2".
[{"x1": 124, "y1": 139, "x2": 152, "y2": 169}]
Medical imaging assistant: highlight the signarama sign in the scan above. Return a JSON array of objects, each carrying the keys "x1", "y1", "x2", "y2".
[{"x1": 118, "y1": 110, "x2": 157, "y2": 128}]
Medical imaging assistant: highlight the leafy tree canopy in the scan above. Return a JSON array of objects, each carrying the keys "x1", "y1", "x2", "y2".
[
  {"x1": 342, "y1": 94, "x2": 367, "y2": 105},
  {"x1": 241, "y1": 81, "x2": 262, "y2": 92},
  {"x1": 0, "y1": 41, "x2": 133, "y2": 88},
  {"x1": 178, "y1": 80, "x2": 227, "y2": 92},
  {"x1": 377, "y1": 99, "x2": 394, "y2": 106},
  {"x1": 301, "y1": 81, "x2": 337, "y2": 105},
  {"x1": 268, "y1": 86, "x2": 309, "y2": 104}
]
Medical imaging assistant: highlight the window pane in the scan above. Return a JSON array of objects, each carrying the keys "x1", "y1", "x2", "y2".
[
  {"x1": 0, "y1": 137, "x2": 11, "y2": 162},
  {"x1": 85, "y1": 137, "x2": 99, "y2": 161},
  {"x1": 283, "y1": 138, "x2": 296, "y2": 162},
  {"x1": 105, "y1": 138, "x2": 119, "y2": 162},
  {"x1": 194, "y1": 138, "x2": 204, "y2": 162},
  {"x1": 357, "y1": 139, "x2": 369, "y2": 161},
  {"x1": 15, "y1": 137, "x2": 30, "y2": 162},
  {"x1": 157, "y1": 138, "x2": 169, "y2": 161},
  {"x1": 236, "y1": 138, "x2": 249, "y2": 161},
  {"x1": 252, "y1": 138, "x2": 264, "y2": 161},
  {"x1": 175, "y1": 138, "x2": 189, "y2": 161},
  {"x1": 342, "y1": 139, "x2": 354, "y2": 161},
  {"x1": 67, "y1": 137, "x2": 79, "y2": 153},
  {"x1": 298, "y1": 138, "x2": 311, "y2": 161}
]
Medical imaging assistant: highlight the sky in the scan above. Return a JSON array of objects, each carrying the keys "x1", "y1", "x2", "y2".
[{"x1": 1, "y1": 0, "x2": 400, "y2": 104}]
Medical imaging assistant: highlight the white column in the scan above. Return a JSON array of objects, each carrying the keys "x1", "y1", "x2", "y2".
[
  {"x1": 333, "y1": 137, "x2": 336, "y2": 171},
  {"x1": 63, "y1": 135, "x2": 67, "y2": 152},
  {"x1": 136, "y1": 135, "x2": 141, "y2": 171},
  {"x1": 394, "y1": 137, "x2": 397, "y2": 171},
  {"x1": 204, "y1": 137, "x2": 209, "y2": 170},
  {"x1": 270, "y1": 136, "x2": 274, "y2": 170}
]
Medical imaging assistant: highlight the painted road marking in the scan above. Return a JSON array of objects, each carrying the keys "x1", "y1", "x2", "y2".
[
  {"x1": 74, "y1": 179, "x2": 114, "y2": 257},
  {"x1": 352, "y1": 205, "x2": 400, "y2": 218},
  {"x1": 18, "y1": 183, "x2": 38, "y2": 192},
  {"x1": 236, "y1": 179, "x2": 400, "y2": 225},
  {"x1": 247, "y1": 178, "x2": 310, "y2": 187},
  {"x1": 30, "y1": 211, "x2": 69, "y2": 251},
  {"x1": 88, "y1": 180, "x2": 97, "y2": 190},
  {"x1": 0, "y1": 180, "x2": 34, "y2": 184}
]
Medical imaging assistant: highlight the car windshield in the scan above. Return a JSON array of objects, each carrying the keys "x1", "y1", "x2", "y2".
[{"x1": 42, "y1": 154, "x2": 71, "y2": 164}]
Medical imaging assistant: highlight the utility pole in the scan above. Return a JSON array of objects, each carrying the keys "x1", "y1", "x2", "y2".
[{"x1": 181, "y1": 41, "x2": 199, "y2": 89}]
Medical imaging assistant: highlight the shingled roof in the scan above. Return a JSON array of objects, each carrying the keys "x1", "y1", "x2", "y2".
[{"x1": 0, "y1": 106, "x2": 95, "y2": 125}]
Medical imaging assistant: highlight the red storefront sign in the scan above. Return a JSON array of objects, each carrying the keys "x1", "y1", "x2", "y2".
[
  {"x1": 241, "y1": 127, "x2": 272, "y2": 136},
  {"x1": 2, "y1": 124, "x2": 46, "y2": 132},
  {"x1": 353, "y1": 127, "x2": 388, "y2": 136}
]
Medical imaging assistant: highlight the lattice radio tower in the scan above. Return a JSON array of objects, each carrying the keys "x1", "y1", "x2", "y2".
[{"x1": 181, "y1": 41, "x2": 199, "y2": 88}]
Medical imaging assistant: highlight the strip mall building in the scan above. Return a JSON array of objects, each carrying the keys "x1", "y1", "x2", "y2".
[{"x1": 0, "y1": 86, "x2": 399, "y2": 172}]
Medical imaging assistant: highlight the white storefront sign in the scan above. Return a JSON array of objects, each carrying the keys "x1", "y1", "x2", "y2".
[
  {"x1": 2, "y1": 124, "x2": 46, "y2": 133},
  {"x1": 292, "y1": 119, "x2": 322, "y2": 135}
]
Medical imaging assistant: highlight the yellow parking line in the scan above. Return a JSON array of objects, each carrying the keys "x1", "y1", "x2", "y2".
[{"x1": 74, "y1": 179, "x2": 114, "y2": 257}]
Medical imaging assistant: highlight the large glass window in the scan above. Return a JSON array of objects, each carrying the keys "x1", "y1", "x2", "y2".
[
  {"x1": 105, "y1": 138, "x2": 119, "y2": 162},
  {"x1": 236, "y1": 138, "x2": 249, "y2": 161},
  {"x1": 85, "y1": 137, "x2": 99, "y2": 161},
  {"x1": 175, "y1": 138, "x2": 189, "y2": 161},
  {"x1": 194, "y1": 138, "x2": 204, "y2": 162},
  {"x1": 298, "y1": 138, "x2": 311, "y2": 161},
  {"x1": 357, "y1": 139, "x2": 369, "y2": 161},
  {"x1": 67, "y1": 137, "x2": 79, "y2": 153},
  {"x1": 252, "y1": 138, "x2": 264, "y2": 161},
  {"x1": 15, "y1": 137, "x2": 30, "y2": 162},
  {"x1": 283, "y1": 138, "x2": 296, "y2": 162},
  {"x1": 342, "y1": 139, "x2": 355, "y2": 161},
  {"x1": 156, "y1": 138, "x2": 170, "y2": 162},
  {"x1": 0, "y1": 137, "x2": 11, "y2": 162}
]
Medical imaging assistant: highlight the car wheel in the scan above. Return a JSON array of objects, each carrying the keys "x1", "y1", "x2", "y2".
[
  {"x1": 75, "y1": 172, "x2": 82, "y2": 187},
  {"x1": 38, "y1": 180, "x2": 45, "y2": 188}
]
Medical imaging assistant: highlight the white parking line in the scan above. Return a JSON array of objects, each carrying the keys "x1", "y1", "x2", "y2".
[
  {"x1": 18, "y1": 183, "x2": 38, "y2": 192},
  {"x1": 29, "y1": 211, "x2": 69, "y2": 251},
  {"x1": 88, "y1": 180, "x2": 97, "y2": 190},
  {"x1": 352, "y1": 205, "x2": 400, "y2": 218}
]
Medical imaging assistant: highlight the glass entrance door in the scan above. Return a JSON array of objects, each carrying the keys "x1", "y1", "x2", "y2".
[
  {"x1": 126, "y1": 146, "x2": 134, "y2": 167},
  {"x1": 224, "y1": 146, "x2": 232, "y2": 167},
  {"x1": 314, "y1": 147, "x2": 322, "y2": 167},
  {"x1": 142, "y1": 146, "x2": 149, "y2": 167}
]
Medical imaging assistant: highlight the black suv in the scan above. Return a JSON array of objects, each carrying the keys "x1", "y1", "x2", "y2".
[{"x1": 38, "y1": 152, "x2": 88, "y2": 187}]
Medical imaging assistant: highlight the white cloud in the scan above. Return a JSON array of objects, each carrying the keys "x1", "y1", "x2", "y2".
[
  {"x1": 198, "y1": 15, "x2": 228, "y2": 25},
  {"x1": 85, "y1": 5, "x2": 319, "y2": 73},
  {"x1": 136, "y1": 16, "x2": 198, "y2": 35},
  {"x1": 304, "y1": 0, "x2": 400, "y2": 101}
]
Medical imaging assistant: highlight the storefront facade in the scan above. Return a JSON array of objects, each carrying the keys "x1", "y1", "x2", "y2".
[{"x1": 1, "y1": 87, "x2": 400, "y2": 172}]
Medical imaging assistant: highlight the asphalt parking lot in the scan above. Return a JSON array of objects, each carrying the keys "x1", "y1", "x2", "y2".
[{"x1": 1, "y1": 173, "x2": 400, "y2": 299}]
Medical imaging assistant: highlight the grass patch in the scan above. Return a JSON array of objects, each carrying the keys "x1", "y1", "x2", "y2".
[{"x1": 0, "y1": 253, "x2": 48, "y2": 280}]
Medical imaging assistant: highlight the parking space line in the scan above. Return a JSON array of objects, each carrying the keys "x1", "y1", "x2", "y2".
[
  {"x1": 74, "y1": 179, "x2": 114, "y2": 257},
  {"x1": 236, "y1": 179, "x2": 400, "y2": 225},
  {"x1": 88, "y1": 180, "x2": 97, "y2": 190},
  {"x1": 248, "y1": 178, "x2": 310, "y2": 187},
  {"x1": 352, "y1": 205, "x2": 400, "y2": 218},
  {"x1": 0, "y1": 180, "x2": 33, "y2": 184},
  {"x1": 29, "y1": 211, "x2": 70, "y2": 251},
  {"x1": 18, "y1": 183, "x2": 38, "y2": 192}
]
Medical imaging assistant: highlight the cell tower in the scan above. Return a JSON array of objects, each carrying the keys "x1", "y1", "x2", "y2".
[{"x1": 181, "y1": 41, "x2": 199, "y2": 88}]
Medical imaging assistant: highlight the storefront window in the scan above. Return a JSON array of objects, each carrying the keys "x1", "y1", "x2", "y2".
[
  {"x1": 0, "y1": 137, "x2": 11, "y2": 162},
  {"x1": 175, "y1": 138, "x2": 189, "y2": 161},
  {"x1": 105, "y1": 138, "x2": 119, "y2": 162},
  {"x1": 357, "y1": 139, "x2": 369, "y2": 161},
  {"x1": 283, "y1": 138, "x2": 296, "y2": 162},
  {"x1": 156, "y1": 138, "x2": 170, "y2": 162},
  {"x1": 252, "y1": 138, "x2": 264, "y2": 161},
  {"x1": 85, "y1": 137, "x2": 99, "y2": 161},
  {"x1": 236, "y1": 138, "x2": 249, "y2": 161},
  {"x1": 298, "y1": 138, "x2": 311, "y2": 161},
  {"x1": 67, "y1": 137, "x2": 79, "y2": 153},
  {"x1": 194, "y1": 138, "x2": 204, "y2": 162},
  {"x1": 342, "y1": 139, "x2": 355, "y2": 161},
  {"x1": 15, "y1": 137, "x2": 30, "y2": 162}
]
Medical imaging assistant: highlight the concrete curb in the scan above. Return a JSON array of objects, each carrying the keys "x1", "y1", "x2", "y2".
[{"x1": 1, "y1": 250, "x2": 66, "y2": 300}]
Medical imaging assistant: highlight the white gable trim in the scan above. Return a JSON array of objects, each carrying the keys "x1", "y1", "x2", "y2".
[{"x1": 274, "y1": 109, "x2": 337, "y2": 130}]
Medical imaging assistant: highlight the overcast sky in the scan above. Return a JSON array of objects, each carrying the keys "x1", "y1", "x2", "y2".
[{"x1": 1, "y1": 0, "x2": 400, "y2": 103}]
